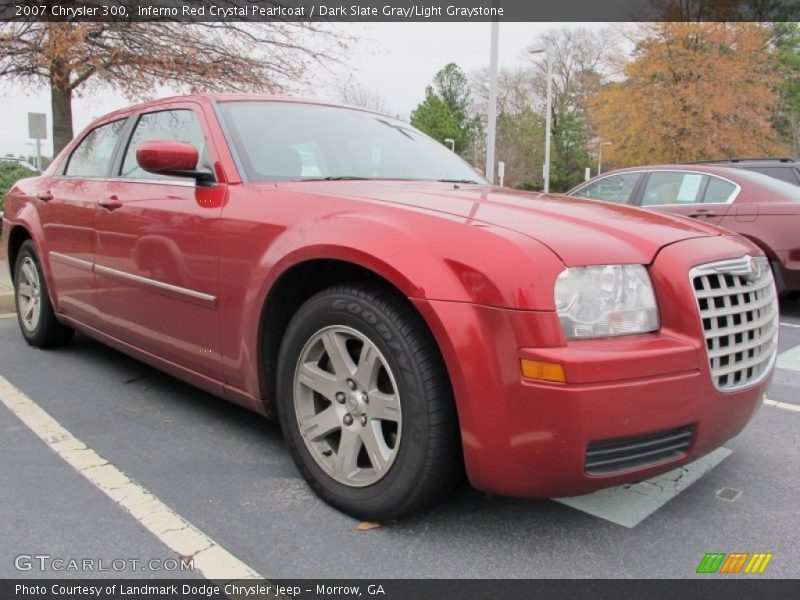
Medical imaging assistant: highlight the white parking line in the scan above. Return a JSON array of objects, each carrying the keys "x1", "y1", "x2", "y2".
[
  {"x1": 0, "y1": 313, "x2": 16, "y2": 319},
  {"x1": 555, "y1": 448, "x2": 732, "y2": 528},
  {"x1": 0, "y1": 374, "x2": 262, "y2": 580},
  {"x1": 764, "y1": 398, "x2": 800, "y2": 413},
  {"x1": 780, "y1": 322, "x2": 800, "y2": 329},
  {"x1": 776, "y1": 345, "x2": 800, "y2": 372}
]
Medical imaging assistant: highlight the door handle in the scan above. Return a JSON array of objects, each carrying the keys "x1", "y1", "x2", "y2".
[
  {"x1": 688, "y1": 209, "x2": 718, "y2": 219},
  {"x1": 37, "y1": 190, "x2": 53, "y2": 202},
  {"x1": 98, "y1": 195, "x2": 123, "y2": 211}
]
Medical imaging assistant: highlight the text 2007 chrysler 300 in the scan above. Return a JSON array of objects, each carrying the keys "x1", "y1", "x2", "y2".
[{"x1": 1, "y1": 95, "x2": 779, "y2": 520}]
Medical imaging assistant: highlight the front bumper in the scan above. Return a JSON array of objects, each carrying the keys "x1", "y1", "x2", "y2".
[{"x1": 413, "y1": 234, "x2": 774, "y2": 498}]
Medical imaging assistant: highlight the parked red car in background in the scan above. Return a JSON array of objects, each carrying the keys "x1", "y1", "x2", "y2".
[
  {"x1": 2, "y1": 95, "x2": 780, "y2": 519},
  {"x1": 568, "y1": 165, "x2": 800, "y2": 295}
]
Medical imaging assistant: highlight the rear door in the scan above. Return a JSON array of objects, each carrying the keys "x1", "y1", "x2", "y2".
[
  {"x1": 94, "y1": 104, "x2": 226, "y2": 380},
  {"x1": 637, "y1": 170, "x2": 731, "y2": 225},
  {"x1": 39, "y1": 118, "x2": 128, "y2": 325}
]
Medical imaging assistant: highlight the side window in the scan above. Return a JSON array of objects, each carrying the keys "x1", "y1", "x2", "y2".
[
  {"x1": 641, "y1": 171, "x2": 704, "y2": 206},
  {"x1": 64, "y1": 119, "x2": 126, "y2": 177},
  {"x1": 120, "y1": 110, "x2": 207, "y2": 180},
  {"x1": 573, "y1": 173, "x2": 642, "y2": 204},
  {"x1": 703, "y1": 177, "x2": 738, "y2": 204}
]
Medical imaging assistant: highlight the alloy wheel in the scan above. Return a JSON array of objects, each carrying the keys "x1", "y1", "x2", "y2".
[
  {"x1": 293, "y1": 325, "x2": 402, "y2": 487},
  {"x1": 17, "y1": 257, "x2": 42, "y2": 332}
]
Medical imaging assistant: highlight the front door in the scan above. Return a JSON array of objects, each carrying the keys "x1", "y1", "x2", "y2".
[{"x1": 94, "y1": 105, "x2": 226, "y2": 380}]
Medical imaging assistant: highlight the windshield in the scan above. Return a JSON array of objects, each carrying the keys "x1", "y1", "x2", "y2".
[{"x1": 218, "y1": 101, "x2": 486, "y2": 184}]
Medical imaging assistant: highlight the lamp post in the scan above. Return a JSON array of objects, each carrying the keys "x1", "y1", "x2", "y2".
[
  {"x1": 444, "y1": 138, "x2": 455, "y2": 152},
  {"x1": 594, "y1": 139, "x2": 612, "y2": 175},
  {"x1": 485, "y1": 21, "x2": 500, "y2": 184},
  {"x1": 526, "y1": 45, "x2": 553, "y2": 194}
]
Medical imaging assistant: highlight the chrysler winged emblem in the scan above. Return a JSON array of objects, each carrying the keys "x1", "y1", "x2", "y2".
[{"x1": 746, "y1": 255, "x2": 761, "y2": 282}]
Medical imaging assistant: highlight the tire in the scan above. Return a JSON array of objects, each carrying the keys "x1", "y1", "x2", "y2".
[
  {"x1": 13, "y1": 240, "x2": 74, "y2": 348},
  {"x1": 276, "y1": 283, "x2": 462, "y2": 521}
]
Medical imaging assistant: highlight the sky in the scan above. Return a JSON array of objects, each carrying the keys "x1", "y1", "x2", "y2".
[{"x1": 0, "y1": 22, "x2": 607, "y2": 158}]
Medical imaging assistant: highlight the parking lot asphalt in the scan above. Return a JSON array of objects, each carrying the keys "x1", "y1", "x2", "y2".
[{"x1": 0, "y1": 301, "x2": 798, "y2": 580}]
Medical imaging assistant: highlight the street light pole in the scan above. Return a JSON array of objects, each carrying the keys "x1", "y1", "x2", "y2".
[
  {"x1": 543, "y1": 51, "x2": 553, "y2": 194},
  {"x1": 598, "y1": 143, "x2": 603, "y2": 175},
  {"x1": 526, "y1": 45, "x2": 553, "y2": 193},
  {"x1": 485, "y1": 20, "x2": 499, "y2": 184},
  {"x1": 594, "y1": 140, "x2": 612, "y2": 175}
]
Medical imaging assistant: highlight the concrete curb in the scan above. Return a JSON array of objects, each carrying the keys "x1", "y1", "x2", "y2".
[{"x1": 0, "y1": 258, "x2": 14, "y2": 314}]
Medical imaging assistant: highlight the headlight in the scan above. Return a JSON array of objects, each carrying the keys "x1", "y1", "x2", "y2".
[{"x1": 554, "y1": 265, "x2": 659, "y2": 339}]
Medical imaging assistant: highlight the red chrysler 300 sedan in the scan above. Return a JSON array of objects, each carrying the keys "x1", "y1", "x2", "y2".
[{"x1": 2, "y1": 95, "x2": 780, "y2": 520}]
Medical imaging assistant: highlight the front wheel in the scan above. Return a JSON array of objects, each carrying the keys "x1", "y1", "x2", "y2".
[
  {"x1": 276, "y1": 284, "x2": 461, "y2": 520},
  {"x1": 14, "y1": 240, "x2": 74, "y2": 348}
]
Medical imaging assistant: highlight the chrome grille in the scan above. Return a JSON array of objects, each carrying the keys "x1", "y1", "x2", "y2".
[{"x1": 690, "y1": 255, "x2": 778, "y2": 391}]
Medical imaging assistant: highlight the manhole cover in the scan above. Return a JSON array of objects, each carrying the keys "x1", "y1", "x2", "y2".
[{"x1": 716, "y1": 487, "x2": 742, "y2": 502}]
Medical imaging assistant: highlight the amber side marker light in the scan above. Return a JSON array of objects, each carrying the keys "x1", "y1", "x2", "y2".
[{"x1": 520, "y1": 359, "x2": 566, "y2": 383}]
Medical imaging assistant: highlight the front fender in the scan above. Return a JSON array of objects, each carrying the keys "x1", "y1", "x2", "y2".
[
  {"x1": 258, "y1": 209, "x2": 566, "y2": 310},
  {"x1": 218, "y1": 188, "x2": 565, "y2": 405}
]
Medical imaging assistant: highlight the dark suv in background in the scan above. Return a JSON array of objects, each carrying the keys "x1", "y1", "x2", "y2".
[{"x1": 696, "y1": 158, "x2": 800, "y2": 186}]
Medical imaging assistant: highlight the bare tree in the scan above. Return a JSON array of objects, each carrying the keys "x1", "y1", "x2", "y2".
[
  {"x1": 333, "y1": 75, "x2": 389, "y2": 113},
  {"x1": 525, "y1": 26, "x2": 623, "y2": 132},
  {"x1": 467, "y1": 27, "x2": 622, "y2": 189},
  {"x1": 1, "y1": 16, "x2": 351, "y2": 153},
  {"x1": 469, "y1": 66, "x2": 541, "y2": 186}
]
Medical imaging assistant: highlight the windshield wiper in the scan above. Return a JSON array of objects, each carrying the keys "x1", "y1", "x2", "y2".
[
  {"x1": 300, "y1": 176, "x2": 373, "y2": 181},
  {"x1": 376, "y1": 119, "x2": 416, "y2": 140},
  {"x1": 436, "y1": 178, "x2": 482, "y2": 184}
]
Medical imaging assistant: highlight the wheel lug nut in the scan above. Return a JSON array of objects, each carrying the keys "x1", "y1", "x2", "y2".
[
  {"x1": 360, "y1": 415, "x2": 368, "y2": 427},
  {"x1": 335, "y1": 392, "x2": 346, "y2": 404},
  {"x1": 346, "y1": 379, "x2": 357, "y2": 390},
  {"x1": 361, "y1": 392, "x2": 369, "y2": 403},
  {"x1": 343, "y1": 414, "x2": 354, "y2": 426}
]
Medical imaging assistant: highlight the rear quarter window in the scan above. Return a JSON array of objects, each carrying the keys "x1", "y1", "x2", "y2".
[{"x1": 703, "y1": 177, "x2": 738, "y2": 204}]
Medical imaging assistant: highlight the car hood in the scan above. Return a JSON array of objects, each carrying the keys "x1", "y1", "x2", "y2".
[{"x1": 275, "y1": 181, "x2": 724, "y2": 266}]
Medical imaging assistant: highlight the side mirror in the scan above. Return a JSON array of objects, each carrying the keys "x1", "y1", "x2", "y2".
[{"x1": 136, "y1": 140, "x2": 215, "y2": 184}]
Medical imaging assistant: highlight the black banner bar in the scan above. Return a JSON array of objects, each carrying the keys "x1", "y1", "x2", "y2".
[
  {"x1": 3, "y1": 579, "x2": 800, "y2": 600},
  {"x1": 2, "y1": 0, "x2": 799, "y2": 22}
]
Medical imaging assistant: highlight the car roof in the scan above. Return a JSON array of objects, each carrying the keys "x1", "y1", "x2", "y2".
[
  {"x1": 92, "y1": 93, "x2": 396, "y2": 124},
  {"x1": 689, "y1": 157, "x2": 797, "y2": 166},
  {"x1": 597, "y1": 164, "x2": 756, "y2": 181}
]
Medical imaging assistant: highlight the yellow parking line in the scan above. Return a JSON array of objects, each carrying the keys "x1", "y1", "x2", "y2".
[
  {"x1": 0, "y1": 313, "x2": 16, "y2": 319},
  {"x1": 0, "y1": 374, "x2": 262, "y2": 580}
]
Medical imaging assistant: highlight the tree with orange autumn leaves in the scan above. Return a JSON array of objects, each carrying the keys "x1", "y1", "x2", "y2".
[
  {"x1": 591, "y1": 22, "x2": 787, "y2": 165},
  {"x1": 0, "y1": 20, "x2": 350, "y2": 155}
]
